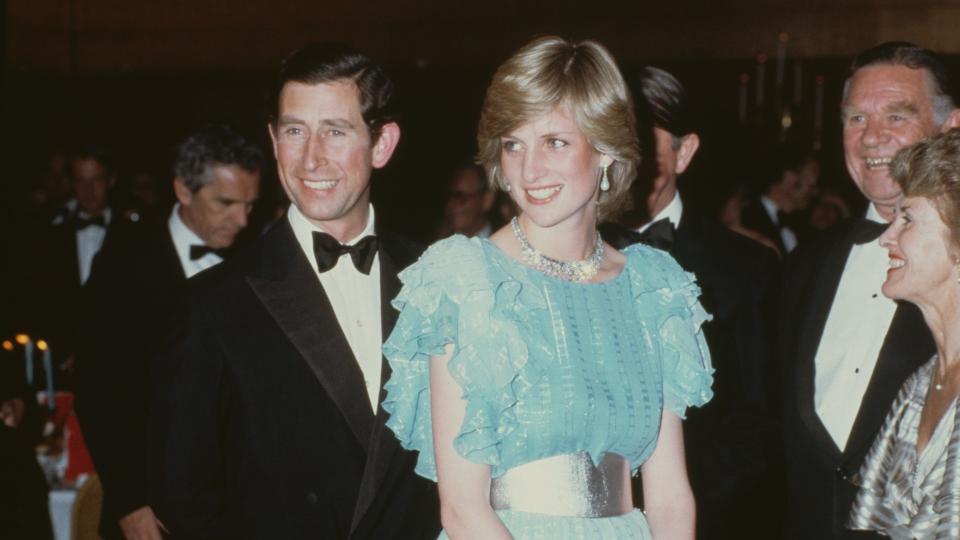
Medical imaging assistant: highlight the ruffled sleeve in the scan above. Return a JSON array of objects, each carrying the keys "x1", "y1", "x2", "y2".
[
  {"x1": 382, "y1": 236, "x2": 546, "y2": 481},
  {"x1": 624, "y1": 245, "x2": 714, "y2": 419}
]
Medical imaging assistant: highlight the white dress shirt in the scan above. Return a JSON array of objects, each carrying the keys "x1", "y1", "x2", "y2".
[
  {"x1": 76, "y1": 208, "x2": 111, "y2": 285},
  {"x1": 287, "y1": 204, "x2": 383, "y2": 411},
  {"x1": 760, "y1": 195, "x2": 798, "y2": 253},
  {"x1": 814, "y1": 204, "x2": 897, "y2": 450},
  {"x1": 168, "y1": 204, "x2": 223, "y2": 279},
  {"x1": 638, "y1": 191, "x2": 683, "y2": 233}
]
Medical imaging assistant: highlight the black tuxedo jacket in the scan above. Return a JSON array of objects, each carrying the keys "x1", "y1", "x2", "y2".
[
  {"x1": 781, "y1": 218, "x2": 934, "y2": 540},
  {"x1": 602, "y1": 209, "x2": 782, "y2": 538},
  {"x1": 75, "y1": 216, "x2": 187, "y2": 539},
  {"x1": 26, "y1": 211, "x2": 130, "y2": 359},
  {"x1": 741, "y1": 196, "x2": 787, "y2": 255},
  {"x1": 148, "y1": 219, "x2": 440, "y2": 540}
]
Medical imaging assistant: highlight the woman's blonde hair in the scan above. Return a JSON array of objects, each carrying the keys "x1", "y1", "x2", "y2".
[
  {"x1": 891, "y1": 128, "x2": 960, "y2": 249},
  {"x1": 476, "y1": 36, "x2": 640, "y2": 221}
]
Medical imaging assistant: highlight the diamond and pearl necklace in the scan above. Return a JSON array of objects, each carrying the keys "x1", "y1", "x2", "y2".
[{"x1": 510, "y1": 217, "x2": 603, "y2": 282}]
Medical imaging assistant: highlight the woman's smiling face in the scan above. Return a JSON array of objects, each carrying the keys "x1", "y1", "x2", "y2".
[
  {"x1": 880, "y1": 195, "x2": 958, "y2": 306},
  {"x1": 498, "y1": 104, "x2": 603, "y2": 230}
]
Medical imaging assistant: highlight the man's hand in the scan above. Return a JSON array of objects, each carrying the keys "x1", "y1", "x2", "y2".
[{"x1": 119, "y1": 506, "x2": 167, "y2": 540}]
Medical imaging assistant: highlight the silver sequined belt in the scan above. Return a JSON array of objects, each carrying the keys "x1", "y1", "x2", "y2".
[{"x1": 489, "y1": 452, "x2": 633, "y2": 518}]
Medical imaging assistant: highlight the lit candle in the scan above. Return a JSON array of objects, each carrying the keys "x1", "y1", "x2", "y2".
[
  {"x1": 793, "y1": 62, "x2": 803, "y2": 106},
  {"x1": 814, "y1": 75, "x2": 825, "y2": 149},
  {"x1": 37, "y1": 340, "x2": 54, "y2": 411},
  {"x1": 756, "y1": 53, "x2": 767, "y2": 109},
  {"x1": 15, "y1": 334, "x2": 33, "y2": 386},
  {"x1": 776, "y1": 32, "x2": 789, "y2": 89},
  {"x1": 739, "y1": 73, "x2": 750, "y2": 125}
]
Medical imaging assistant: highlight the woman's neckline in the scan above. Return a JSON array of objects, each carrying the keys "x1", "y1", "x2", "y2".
[{"x1": 474, "y1": 235, "x2": 629, "y2": 286}]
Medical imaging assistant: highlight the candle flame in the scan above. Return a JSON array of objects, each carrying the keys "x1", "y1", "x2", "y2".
[
  {"x1": 14, "y1": 334, "x2": 29, "y2": 345},
  {"x1": 2, "y1": 341, "x2": 12, "y2": 351},
  {"x1": 37, "y1": 340, "x2": 49, "y2": 351}
]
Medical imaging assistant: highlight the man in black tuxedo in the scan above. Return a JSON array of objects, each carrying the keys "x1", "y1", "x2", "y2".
[
  {"x1": 149, "y1": 44, "x2": 440, "y2": 539},
  {"x1": 28, "y1": 146, "x2": 129, "y2": 383},
  {"x1": 740, "y1": 145, "x2": 819, "y2": 256},
  {"x1": 76, "y1": 124, "x2": 263, "y2": 539},
  {"x1": 601, "y1": 66, "x2": 781, "y2": 539},
  {"x1": 781, "y1": 42, "x2": 960, "y2": 539}
]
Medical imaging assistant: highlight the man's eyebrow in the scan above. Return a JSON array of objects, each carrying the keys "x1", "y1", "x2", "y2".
[
  {"x1": 320, "y1": 118, "x2": 356, "y2": 129},
  {"x1": 883, "y1": 100, "x2": 919, "y2": 115},
  {"x1": 276, "y1": 115, "x2": 305, "y2": 125}
]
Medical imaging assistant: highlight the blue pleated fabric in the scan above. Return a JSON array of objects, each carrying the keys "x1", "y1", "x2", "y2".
[{"x1": 382, "y1": 235, "x2": 713, "y2": 538}]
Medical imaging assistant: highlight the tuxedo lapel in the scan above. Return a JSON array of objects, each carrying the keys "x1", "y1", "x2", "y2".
[
  {"x1": 245, "y1": 221, "x2": 374, "y2": 450},
  {"x1": 160, "y1": 226, "x2": 188, "y2": 282},
  {"x1": 793, "y1": 225, "x2": 857, "y2": 458},
  {"x1": 842, "y1": 301, "x2": 934, "y2": 461},
  {"x1": 351, "y1": 234, "x2": 409, "y2": 533}
]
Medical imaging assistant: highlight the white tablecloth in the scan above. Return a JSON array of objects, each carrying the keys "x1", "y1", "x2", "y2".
[{"x1": 49, "y1": 488, "x2": 76, "y2": 540}]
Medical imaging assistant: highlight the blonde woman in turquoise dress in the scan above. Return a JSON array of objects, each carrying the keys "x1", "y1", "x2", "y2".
[{"x1": 382, "y1": 36, "x2": 713, "y2": 539}]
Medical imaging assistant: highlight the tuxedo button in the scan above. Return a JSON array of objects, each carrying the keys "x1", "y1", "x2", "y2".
[
  {"x1": 306, "y1": 492, "x2": 318, "y2": 505},
  {"x1": 835, "y1": 465, "x2": 851, "y2": 481}
]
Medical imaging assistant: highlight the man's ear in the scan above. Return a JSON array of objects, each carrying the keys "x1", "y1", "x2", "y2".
[
  {"x1": 674, "y1": 133, "x2": 700, "y2": 175},
  {"x1": 941, "y1": 109, "x2": 960, "y2": 131},
  {"x1": 371, "y1": 122, "x2": 401, "y2": 169},
  {"x1": 173, "y1": 177, "x2": 193, "y2": 206}
]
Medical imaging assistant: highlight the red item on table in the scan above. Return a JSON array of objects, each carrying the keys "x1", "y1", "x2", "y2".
[{"x1": 64, "y1": 410, "x2": 95, "y2": 481}]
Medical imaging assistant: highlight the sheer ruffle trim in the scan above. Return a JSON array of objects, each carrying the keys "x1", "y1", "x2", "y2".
[
  {"x1": 382, "y1": 236, "x2": 550, "y2": 481},
  {"x1": 624, "y1": 245, "x2": 714, "y2": 419}
]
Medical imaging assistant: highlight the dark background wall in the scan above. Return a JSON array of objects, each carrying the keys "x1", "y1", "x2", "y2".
[{"x1": 5, "y1": 0, "x2": 960, "y2": 240}]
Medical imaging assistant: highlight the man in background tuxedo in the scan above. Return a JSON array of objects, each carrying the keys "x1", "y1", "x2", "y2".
[
  {"x1": 781, "y1": 42, "x2": 960, "y2": 539},
  {"x1": 149, "y1": 44, "x2": 440, "y2": 539},
  {"x1": 76, "y1": 124, "x2": 262, "y2": 540},
  {"x1": 601, "y1": 66, "x2": 782, "y2": 539},
  {"x1": 439, "y1": 163, "x2": 496, "y2": 238},
  {"x1": 741, "y1": 145, "x2": 820, "y2": 256},
  {"x1": 26, "y1": 146, "x2": 130, "y2": 384}
]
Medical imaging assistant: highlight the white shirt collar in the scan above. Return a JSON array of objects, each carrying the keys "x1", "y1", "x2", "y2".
[
  {"x1": 865, "y1": 203, "x2": 887, "y2": 224},
  {"x1": 168, "y1": 203, "x2": 223, "y2": 277},
  {"x1": 760, "y1": 195, "x2": 780, "y2": 225},
  {"x1": 287, "y1": 203, "x2": 376, "y2": 274},
  {"x1": 169, "y1": 203, "x2": 207, "y2": 250},
  {"x1": 638, "y1": 192, "x2": 683, "y2": 233}
]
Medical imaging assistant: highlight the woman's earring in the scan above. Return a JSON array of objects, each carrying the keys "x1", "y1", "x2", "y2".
[
  {"x1": 599, "y1": 165, "x2": 610, "y2": 192},
  {"x1": 504, "y1": 182, "x2": 511, "y2": 192}
]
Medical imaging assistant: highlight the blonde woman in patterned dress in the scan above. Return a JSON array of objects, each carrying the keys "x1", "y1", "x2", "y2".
[{"x1": 849, "y1": 129, "x2": 960, "y2": 539}]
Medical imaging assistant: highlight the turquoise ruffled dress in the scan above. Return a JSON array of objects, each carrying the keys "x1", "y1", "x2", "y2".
[{"x1": 382, "y1": 236, "x2": 713, "y2": 539}]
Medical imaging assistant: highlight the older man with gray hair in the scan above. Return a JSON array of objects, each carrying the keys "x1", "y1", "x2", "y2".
[
  {"x1": 782, "y1": 42, "x2": 960, "y2": 540},
  {"x1": 76, "y1": 124, "x2": 262, "y2": 540}
]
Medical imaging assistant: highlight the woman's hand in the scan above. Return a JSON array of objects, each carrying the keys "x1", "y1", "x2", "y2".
[{"x1": 431, "y1": 344, "x2": 513, "y2": 540}]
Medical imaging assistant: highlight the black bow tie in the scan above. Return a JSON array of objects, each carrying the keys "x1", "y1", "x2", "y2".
[
  {"x1": 853, "y1": 219, "x2": 889, "y2": 245},
  {"x1": 74, "y1": 215, "x2": 106, "y2": 230},
  {"x1": 635, "y1": 218, "x2": 676, "y2": 251},
  {"x1": 312, "y1": 232, "x2": 378, "y2": 275},
  {"x1": 189, "y1": 244, "x2": 228, "y2": 260}
]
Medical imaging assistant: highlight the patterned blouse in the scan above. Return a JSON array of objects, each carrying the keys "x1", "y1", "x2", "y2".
[{"x1": 848, "y1": 357, "x2": 960, "y2": 540}]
